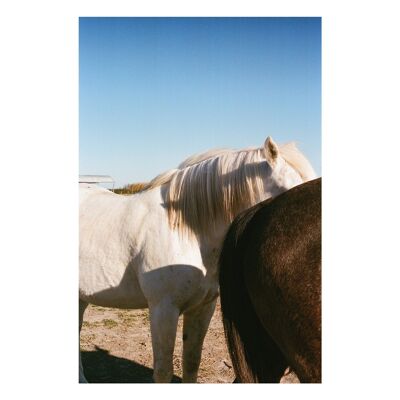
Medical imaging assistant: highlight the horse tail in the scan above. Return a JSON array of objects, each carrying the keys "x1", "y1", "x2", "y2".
[{"x1": 219, "y1": 204, "x2": 287, "y2": 383}]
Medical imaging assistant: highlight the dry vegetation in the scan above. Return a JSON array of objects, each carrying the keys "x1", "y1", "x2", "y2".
[{"x1": 113, "y1": 182, "x2": 147, "y2": 195}]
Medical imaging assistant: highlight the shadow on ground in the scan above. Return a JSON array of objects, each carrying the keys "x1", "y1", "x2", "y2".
[{"x1": 81, "y1": 346, "x2": 182, "y2": 383}]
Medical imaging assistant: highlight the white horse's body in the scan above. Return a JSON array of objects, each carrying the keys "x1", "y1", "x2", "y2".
[
  {"x1": 79, "y1": 137, "x2": 316, "y2": 383},
  {"x1": 80, "y1": 185, "x2": 214, "y2": 311}
]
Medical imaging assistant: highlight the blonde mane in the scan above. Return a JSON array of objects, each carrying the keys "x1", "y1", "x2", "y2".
[
  {"x1": 143, "y1": 142, "x2": 315, "y2": 236},
  {"x1": 280, "y1": 142, "x2": 316, "y2": 182}
]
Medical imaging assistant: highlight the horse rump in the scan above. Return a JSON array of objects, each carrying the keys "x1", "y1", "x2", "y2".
[
  {"x1": 218, "y1": 203, "x2": 288, "y2": 383},
  {"x1": 219, "y1": 178, "x2": 321, "y2": 383}
]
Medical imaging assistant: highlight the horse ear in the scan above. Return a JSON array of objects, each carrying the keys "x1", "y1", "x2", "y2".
[{"x1": 264, "y1": 136, "x2": 279, "y2": 167}]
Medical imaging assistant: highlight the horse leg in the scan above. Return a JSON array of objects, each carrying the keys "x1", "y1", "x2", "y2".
[
  {"x1": 79, "y1": 299, "x2": 88, "y2": 383},
  {"x1": 182, "y1": 298, "x2": 217, "y2": 383},
  {"x1": 149, "y1": 300, "x2": 180, "y2": 383}
]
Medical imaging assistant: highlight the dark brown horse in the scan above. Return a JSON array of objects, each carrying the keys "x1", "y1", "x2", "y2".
[{"x1": 219, "y1": 178, "x2": 321, "y2": 383}]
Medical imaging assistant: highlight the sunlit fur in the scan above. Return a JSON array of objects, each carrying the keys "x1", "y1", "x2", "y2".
[
  {"x1": 219, "y1": 178, "x2": 321, "y2": 383},
  {"x1": 143, "y1": 142, "x2": 316, "y2": 236}
]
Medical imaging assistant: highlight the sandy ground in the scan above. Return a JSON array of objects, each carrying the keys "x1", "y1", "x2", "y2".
[
  {"x1": 80, "y1": 300, "x2": 299, "y2": 384},
  {"x1": 80, "y1": 300, "x2": 236, "y2": 383}
]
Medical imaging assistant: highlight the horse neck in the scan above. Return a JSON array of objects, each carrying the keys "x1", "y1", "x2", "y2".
[
  {"x1": 164, "y1": 156, "x2": 277, "y2": 236},
  {"x1": 196, "y1": 192, "x2": 265, "y2": 273}
]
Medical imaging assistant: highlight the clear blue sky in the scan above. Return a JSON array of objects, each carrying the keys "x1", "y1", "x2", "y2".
[{"x1": 80, "y1": 17, "x2": 321, "y2": 188}]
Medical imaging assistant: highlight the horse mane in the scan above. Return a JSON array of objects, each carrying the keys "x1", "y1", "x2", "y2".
[
  {"x1": 142, "y1": 142, "x2": 315, "y2": 236},
  {"x1": 279, "y1": 142, "x2": 316, "y2": 181}
]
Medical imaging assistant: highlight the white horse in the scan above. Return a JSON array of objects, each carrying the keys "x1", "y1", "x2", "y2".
[{"x1": 79, "y1": 136, "x2": 316, "y2": 383}]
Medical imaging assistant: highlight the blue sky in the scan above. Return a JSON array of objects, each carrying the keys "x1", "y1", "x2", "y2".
[{"x1": 80, "y1": 17, "x2": 321, "y2": 188}]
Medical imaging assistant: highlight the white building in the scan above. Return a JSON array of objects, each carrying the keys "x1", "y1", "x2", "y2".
[{"x1": 79, "y1": 175, "x2": 115, "y2": 190}]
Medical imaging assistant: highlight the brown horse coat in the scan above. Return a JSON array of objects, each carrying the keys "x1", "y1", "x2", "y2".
[{"x1": 219, "y1": 178, "x2": 321, "y2": 383}]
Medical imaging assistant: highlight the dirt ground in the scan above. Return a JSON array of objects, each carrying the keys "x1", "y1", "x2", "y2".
[{"x1": 80, "y1": 300, "x2": 298, "y2": 384}]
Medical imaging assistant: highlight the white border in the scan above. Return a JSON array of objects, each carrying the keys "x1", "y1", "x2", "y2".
[{"x1": 1, "y1": 1, "x2": 399, "y2": 399}]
